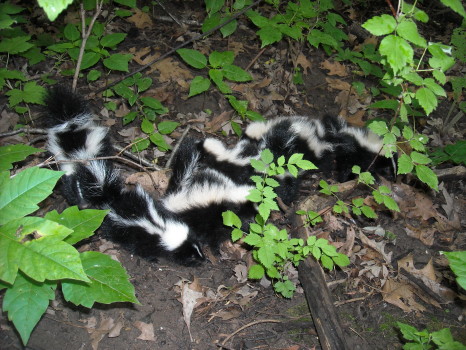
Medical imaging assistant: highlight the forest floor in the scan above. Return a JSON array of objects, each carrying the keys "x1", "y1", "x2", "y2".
[{"x1": 0, "y1": 1, "x2": 465, "y2": 350}]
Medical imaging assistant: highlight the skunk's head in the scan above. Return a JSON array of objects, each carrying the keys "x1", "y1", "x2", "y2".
[{"x1": 171, "y1": 239, "x2": 205, "y2": 266}]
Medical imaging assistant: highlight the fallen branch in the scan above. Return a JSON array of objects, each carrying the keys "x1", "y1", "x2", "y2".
[{"x1": 219, "y1": 319, "x2": 281, "y2": 347}]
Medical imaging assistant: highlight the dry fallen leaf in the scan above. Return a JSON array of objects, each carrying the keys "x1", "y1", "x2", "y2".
[
  {"x1": 296, "y1": 53, "x2": 312, "y2": 74},
  {"x1": 382, "y1": 278, "x2": 427, "y2": 313},
  {"x1": 320, "y1": 60, "x2": 347, "y2": 77},
  {"x1": 325, "y1": 77, "x2": 351, "y2": 91},
  {"x1": 125, "y1": 170, "x2": 170, "y2": 195},
  {"x1": 176, "y1": 278, "x2": 204, "y2": 342},
  {"x1": 126, "y1": 8, "x2": 153, "y2": 29},
  {"x1": 233, "y1": 263, "x2": 248, "y2": 283},
  {"x1": 134, "y1": 321, "x2": 155, "y2": 341},
  {"x1": 358, "y1": 231, "x2": 392, "y2": 264}
]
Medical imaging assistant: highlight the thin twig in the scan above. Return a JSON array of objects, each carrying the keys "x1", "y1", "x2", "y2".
[
  {"x1": 112, "y1": 144, "x2": 161, "y2": 170},
  {"x1": 0, "y1": 128, "x2": 47, "y2": 138},
  {"x1": 153, "y1": 0, "x2": 182, "y2": 26},
  {"x1": 92, "y1": 0, "x2": 264, "y2": 96},
  {"x1": 220, "y1": 319, "x2": 281, "y2": 346},
  {"x1": 72, "y1": 1, "x2": 103, "y2": 92}
]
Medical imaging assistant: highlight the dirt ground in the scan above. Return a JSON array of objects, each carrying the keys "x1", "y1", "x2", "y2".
[{"x1": 1, "y1": 1, "x2": 465, "y2": 349}]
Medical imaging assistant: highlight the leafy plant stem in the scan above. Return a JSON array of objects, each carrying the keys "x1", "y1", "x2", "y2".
[{"x1": 72, "y1": 1, "x2": 103, "y2": 92}]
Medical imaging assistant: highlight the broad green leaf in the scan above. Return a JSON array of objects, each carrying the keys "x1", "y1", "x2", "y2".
[
  {"x1": 307, "y1": 29, "x2": 339, "y2": 49},
  {"x1": 209, "y1": 69, "x2": 231, "y2": 93},
  {"x1": 410, "y1": 151, "x2": 431, "y2": 165},
  {"x1": 220, "y1": 18, "x2": 237, "y2": 37},
  {"x1": 3, "y1": 272, "x2": 56, "y2": 344},
  {"x1": 222, "y1": 210, "x2": 242, "y2": 228},
  {"x1": 288, "y1": 153, "x2": 303, "y2": 164},
  {"x1": 379, "y1": 35, "x2": 413, "y2": 74},
  {"x1": 221, "y1": 64, "x2": 252, "y2": 82},
  {"x1": 397, "y1": 322, "x2": 420, "y2": 342},
  {"x1": 79, "y1": 51, "x2": 101, "y2": 70},
  {"x1": 368, "y1": 99, "x2": 399, "y2": 110},
  {"x1": 61, "y1": 251, "x2": 139, "y2": 308},
  {"x1": 132, "y1": 138, "x2": 150, "y2": 152},
  {"x1": 274, "y1": 280, "x2": 295, "y2": 298},
  {"x1": 320, "y1": 254, "x2": 334, "y2": 270},
  {"x1": 136, "y1": 77, "x2": 152, "y2": 92},
  {"x1": 0, "y1": 167, "x2": 63, "y2": 225},
  {"x1": 37, "y1": 0, "x2": 74, "y2": 21},
  {"x1": 103, "y1": 53, "x2": 132, "y2": 72},
  {"x1": 423, "y1": 78, "x2": 446, "y2": 97},
  {"x1": 257, "y1": 246, "x2": 275, "y2": 269},
  {"x1": 209, "y1": 51, "x2": 235, "y2": 68},
  {"x1": 443, "y1": 251, "x2": 466, "y2": 290},
  {"x1": 87, "y1": 69, "x2": 101, "y2": 82},
  {"x1": 1, "y1": 217, "x2": 73, "y2": 242},
  {"x1": 149, "y1": 133, "x2": 170, "y2": 151},
  {"x1": 246, "y1": 188, "x2": 263, "y2": 202},
  {"x1": 428, "y1": 43, "x2": 455, "y2": 71},
  {"x1": 433, "y1": 70, "x2": 446, "y2": 84},
  {"x1": 397, "y1": 154, "x2": 413, "y2": 174},
  {"x1": 231, "y1": 228, "x2": 243, "y2": 242},
  {"x1": 362, "y1": 14, "x2": 396, "y2": 36},
  {"x1": 205, "y1": 0, "x2": 225, "y2": 15},
  {"x1": 0, "y1": 36, "x2": 33, "y2": 54},
  {"x1": 260, "y1": 149, "x2": 274, "y2": 164},
  {"x1": 0, "y1": 145, "x2": 43, "y2": 172},
  {"x1": 415, "y1": 164, "x2": 438, "y2": 190},
  {"x1": 140, "y1": 96, "x2": 167, "y2": 113},
  {"x1": 227, "y1": 95, "x2": 248, "y2": 115},
  {"x1": 45, "y1": 206, "x2": 108, "y2": 245},
  {"x1": 367, "y1": 120, "x2": 389, "y2": 136},
  {"x1": 361, "y1": 205, "x2": 377, "y2": 218},
  {"x1": 332, "y1": 253, "x2": 350, "y2": 267},
  {"x1": 158, "y1": 121, "x2": 179, "y2": 135},
  {"x1": 439, "y1": 0, "x2": 466, "y2": 18},
  {"x1": 248, "y1": 264, "x2": 265, "y2": 279},
  {"x1": 114, "y1": 0, "x2": 136, "y2": 7},
  {"x1": 244, "y1": 233, "x2": 262, "y2": 247},
  {"x1": 100, "y1": 33, "x2": 127, "y2": 48},
  {"x1": 177, "y1": 48, "x2": 207, "y2": 69},
  {"x1": 297, "y1": 159, "x2": 317, "y2": 170},
  {"x1": 396, "y1": 19, "x2": 427, "y2": 48},
  {"x1": 257, "y1": 25, "x2": 283, "y2": 47},
  {"x1": 415, "y1": 87, "x2": 437, "y2": 115},
  {"x1": 383, "y1": 195, "x2": 400, "y2": 212},
  {"x1": 141, "y1": 118, "x2": 154, "y2": 134},
  {"x1": 63, "y1": 23, "x2": 80, "y2": 41},
  {"x1": 189, "y1": 76, "x2": 211, "y2": 97}
]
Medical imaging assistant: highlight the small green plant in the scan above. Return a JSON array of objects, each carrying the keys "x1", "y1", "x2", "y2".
[
  {"x1": 442, "y1": 251, "x2": 466, "y2": 290},
  {"x1": 0, "y1": 144, "x2": 139, "y2": 345},
  {"x1": 397, "y1": 322, "x2": 466, "y2": 350},
  {"x1": 223, "y1": 149, "x2": 350, "y2": 298},
  {"x1": 431, "y1": 140, "x2": 466, "y2": 166},
  {"x1": 202, "y1": 0, "x2": 251, "y2": 37},
  {"x1": 177, "y1": 48, "x2": 264, "y2": 135}
]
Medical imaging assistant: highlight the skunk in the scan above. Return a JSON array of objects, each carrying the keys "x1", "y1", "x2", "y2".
[
  {"x1": 45, "y1": 87, "x2": 205, "y2": 266},
  {"x1": 163, "y1": 136, "x2": 256, "y2": 251}
]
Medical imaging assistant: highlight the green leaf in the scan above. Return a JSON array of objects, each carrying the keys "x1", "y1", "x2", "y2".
[
  {"x1": 177, "y1": 48, "x2": 207, "y2": 69},
  {"x1": 415, "y1": 87, "x2": 437, "y2": 115},
  {"x1": 222, "y1": 210, "x2": 242, "y2": 228},
  {"x1": 37, "y1": 0, "x2": 73, "y2": 21},
  {"x1": 260, "y1": 149, "x2": 274, "y2": 164},
  {"x1": 100, "y1": 33, "x2": 127, "y2": 48},
  {"x1": 382, "y1": 195, "x2": 400, "y2": 212},
  {"x1": 443, "y1": 251, "x2": 466, "y2": 290},
  {"x1": 248, "y1": 264, "x2": 265, "y2": 279},
  {"x1": 220, "y1": 17, "x2": 237, "y2": 37},
  {"x1": 209, "y1": 69, "x2": 231, "y2": 93},
  {"x1": 103, "y1": 53, "x2": 132, "y2": 72},
  {"x1": 0, "y1": 168, "x2": 63, "y2": 225},
  {"x1": 209, "y1": 51, "x2": 235, "y2": 68},
  {"x1": 131, "y1": 137, "x2": 150, "y2": 152},
  {"x1": 379, "y1": 35, "x2": 413, "y2": 74},
  {"x1": 0, "y1": 145, "x2": 43, "y2": 172},
  {"x1": 333, "y1": 253, "x2": 350, "y2": 267},
  {"x1": 367, "y1": 120, "x2": 389, "y2": 136},
  {"x1": 257, "y1": 25, "x2": 283, "y2": 47},
  {"x1": 362, "y1": 14, "x2": 396, "y2": 36},
  {"x1": 246, "y1": 188, "x2": 263, "y2": 202},
  {"x1": 62, "y1": 251, "x2": 139, "y2": 308},
  {"x1": 320, "y1": 254, "x2": 334, "y2": 270},
  {"x1": 433, "y1": 70, "x2": 447, "y2": 84},
  {"x1": 189, "y1": 76, "x2": 211, "y2": 97},
  {"x1": 361, "y1": 205, "x2": 377, "y2": 218},
  {"x1": 221, "y1": 64, "x2": 252, "y2": 82},
  {"x1": 257, "y1": 246, "x2": 275, "y2": 269},
  {"x1": 140, "y1": 96, "x2": 167, "y2": 113},
  {"x1": 231, "y1": 228, "x2": 243, "y2": 242},
  {"x1": 64, "y1": 23, "x2": 80, "y2": 41},
  {"x1": 114, "y1": 0, "x2": 136, "y2": 7},
  {"x1": 274, "y1": 279, "x2": 296, "y2": 298},
  {"x1": 396, "y1": 19, "x2": 427, "y2": 48},
  {"x1": 397, "y1": 322, "x2": 421, "y2": 342},
  {"x1": 3, "y1": 272, "x2": 56, "y2": 344},
  {"x1": 87, "y1": 69, "x2": 101, "y2": 82},
  {"x1": 398, "y1": 154, "x2": 414, "y2": 174},
  {"x1": 415, "y1": 164, "x2": 438, "y2": 190},
  {"x1": 205, "y1": 0, "x2": 225, "y2": 15},
  {"x1": 77, "y1": 51, "x2": 100, "y2": 70},
  {"x1": 136, "y1": 77, "x2": 152, "y2": 92},
  {"x1": 423, "y1": 78, "x2": 446, "y2": 97},
  {"x1": 0, "y1": 36, "x2": 33, "y2": 54},
  {"x1": 410, "y1": 151, "x2": 431, "y2": 165},
  {"x1": 296, "y1": 159, "x2": 317, "y2": 170},
  {"x1": 439, "y1": 0, "x2": 466, "y2": 18},
  {"x1": 158, "y1": 121, "x2": 179, "y2": 135},
  {"x1": 141, "y1": 118, "x2": 154, "y2": 134},
  {"x1": 149, "y1": 133, "x2": 170, "y2": 151},
  {"x1": 45, "y1": 206, "x2": 108, "y2": 245}
]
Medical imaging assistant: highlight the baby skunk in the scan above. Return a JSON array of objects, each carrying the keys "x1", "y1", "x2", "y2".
[{"x1": 45, "y1": 87, "x2": 205, "y2": 266}]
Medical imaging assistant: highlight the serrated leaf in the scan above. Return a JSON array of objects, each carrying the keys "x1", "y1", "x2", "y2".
[
  {"x1": 415, "y1": 87, "x2": 437, "y2": 115},
  {"x1": 410, "y1": 151, "x2": 431, "y2": 165},
  {"x1": 209, "y1": 69, "x2": 231, "y2": 93},
  {"x1": 220, "y1": 18, "x2": 237, "y2": 37},
  {"x1": 177, "y1": 48, "x2": 207, "y2": 69},
  {"x1": 0, "y1": 145, "x2": 43, "y2": 172},
  {"x1": 37, "y1": 0, "x2": 73, "y2": 21},
  {"x1": 379, "y1": 35, "x2": 413, "y2": 74},
  {"x1": 257, "y1": 25, "x2": 282, "y2": 47},
  {"x1": 244, "y1": 233, "x2": 262, "y2": 247},
  {"x1": 246, "y1": 188, "x2": 262, "y2": 202},
  {"x1": 362, "y1": 14, "x2": 396, "y2": 35},
  {"x1": 1, "y1": 217, "x2": 73, "y2": 242},
  {"x1": 415, "y1": 164, "x2": 438, "y2": 190},
  {"x1": 64, "y1": 23, "x2": 80, "y2": 41},
  {"x1": 423, "y1": 78, "x2": 446, "y2": 97},
  {"x1": 231, "y1": 228, "x2": 243, "y2": 242},
  {"x1": 333, "y1": 253, "x2": 350, "y2": 267},
  {"x1": 140, "y1": 96, "x2": 167, "y2": 113},
  {"x1": 320, "y1": 254, "x2": 334, "y2": 270},
  {"x1": 433, "y1": 70, "x2": 446, "y2": 84},
  {"x1": 397, "y1": 154, "x2": 414, "y2": 174},
  {"x1": 260, "y1": 149, "x2": 274, "y2": 164},
  {"x1": 257, "y1": 246, "x2": 275, "y2": 269},
  {"x1": 439, "y1": 0, "x2": 466, "y2": 18},
  {"x1": 396, "y1": 19, "x2": 427, "y2": 48},
  {"x1": 62, "y1": 251, "x2": 139, "y2": 308},
  {"x1": 367, "y1": 120, "x2": 389, "y2": 136},
  {"x1": 0, "y1": 168, "x2": 63, "y2": 225},
  {"x1": 45, "y1": 206, "x2": 108, "y2": 245},
  {"x1": 258, "y1": 202, "x2": 271, "y2": 222},
  {"x1": 248, "y1": 264, "x2": 265, "y2": 279},
  {"x1": 361, "y1": 205, "x2": 377, "y2": 218},
  {"x1": 383, "y1": 195, "x2": 400, "y2": 212},
  {"x1": 149, "y1": 133, "x2": 170, "y2": 151},
  {"x1": 103, "y1": 53, "x2": 132, "y2": 72},
  {"x1": 443, "y1": 251, "x2": 466, "y2": 290},
  {"x1": 189, "y1": 76, "x2": 211, "y2": 97},
  {"x1": 0, "y1": 36, "x2": 33, "y2": 54},
  {"x1": 296, "y1": 159, "x2": 318, "y2": 170},
  {"x1": 3, "y1": 272, "x2": 56, "y2": 344},
  {"x1": 141, "y1": 118, "x2": 154, "y2": 134}
]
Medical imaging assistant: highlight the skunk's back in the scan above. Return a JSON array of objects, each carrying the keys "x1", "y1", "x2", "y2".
[{"x1": 43, "y1": 86, "x2": 90, "y2": 126}]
